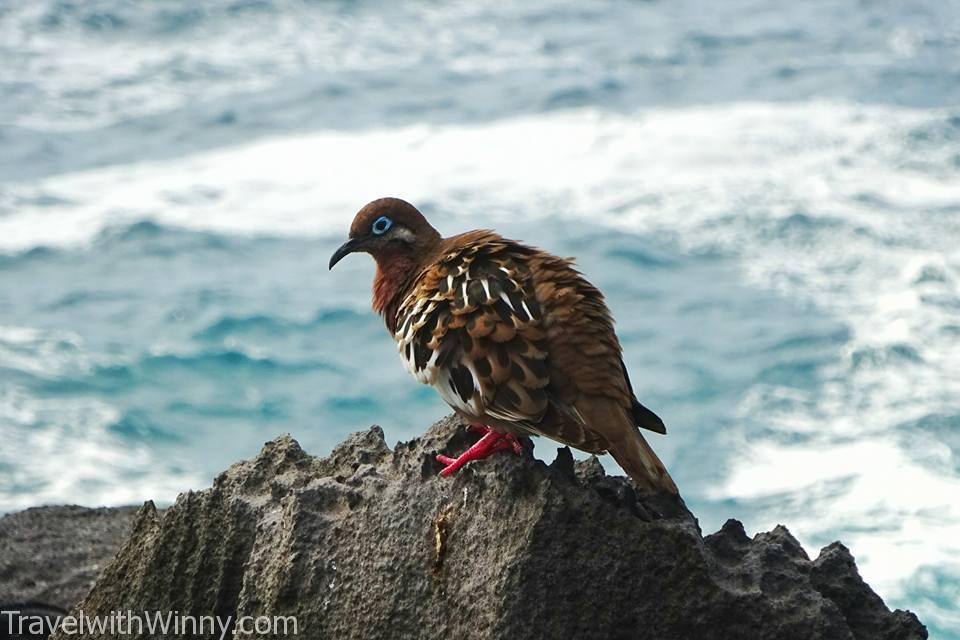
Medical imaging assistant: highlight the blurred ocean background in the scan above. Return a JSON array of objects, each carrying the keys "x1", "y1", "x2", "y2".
[{"x1": 1, "y1": 0, "x2": 959, "y2": 633}]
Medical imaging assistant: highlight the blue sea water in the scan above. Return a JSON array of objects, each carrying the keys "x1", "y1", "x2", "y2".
[{"x1": 1, "y1": 0, "x2": 959, "y2": 634}]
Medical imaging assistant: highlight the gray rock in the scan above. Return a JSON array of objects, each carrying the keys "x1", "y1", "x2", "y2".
[
  {"x1": 0, "y1": 505, "x2": 141, "y2": 639},
  {"x1": 0, "y1": 505, "x2": 140, "y2": 610},
  {"x1": 33, "y1": 416, "x2": 925, "y2": 639}
]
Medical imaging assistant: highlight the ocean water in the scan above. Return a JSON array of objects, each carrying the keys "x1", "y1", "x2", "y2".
[{"x1": 1, "y1": 0, "x2": 959, "y2": 634}]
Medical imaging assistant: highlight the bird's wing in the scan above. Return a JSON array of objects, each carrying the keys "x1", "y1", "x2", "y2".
[
  {"x1": 394, "y1": 235, "x2": 555, "y2": 429},
  {"x1": 394, "y1": 232, "x2": 675, "y2": 491},
  {"x1": 525, "y1": 249, "x2": 667, "y2": 436},
  {"x1": 394, "y1": 234, "x2": 615, "y2": 451}
]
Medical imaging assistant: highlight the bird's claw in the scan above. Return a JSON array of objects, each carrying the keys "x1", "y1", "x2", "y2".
[{"x1": 436, "y1": 425, "x2": 523, "y2": 476}]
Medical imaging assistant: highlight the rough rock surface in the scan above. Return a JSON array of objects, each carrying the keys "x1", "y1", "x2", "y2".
[
  {"x1": 0, "y1": 505, "x2": 140, "y2": 610},
  {"x1": 0, "y1": 505, "x2": 141, "y2": 639},
  {"x1": 54, "y1": 416, "x2": 926, "y2": 640}
]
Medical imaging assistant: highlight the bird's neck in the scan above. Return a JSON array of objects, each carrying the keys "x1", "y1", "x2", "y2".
[{"x1": 372, "y1": 253, "x2": 422, "y2": 333}]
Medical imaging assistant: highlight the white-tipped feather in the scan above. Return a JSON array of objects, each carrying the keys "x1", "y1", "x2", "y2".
[{"x1": 521, "y1": 300, "x2": 534, "y2": 321}]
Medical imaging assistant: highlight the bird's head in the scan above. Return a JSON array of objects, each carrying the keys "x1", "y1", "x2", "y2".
[
  {"x1": 330, "y1": 198, "x2": 443, "y2": 319},
  {"x1": 328, "y1": 197, "x2": 441, "y2": 271}
]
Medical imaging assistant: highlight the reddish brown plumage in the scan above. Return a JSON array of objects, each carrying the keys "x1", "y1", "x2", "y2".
[
  {"x1": 331, "y1": 197, "x2": 678, "y2": 494},
  {"x1": 348, "y1": 198, "x2": 442, "y2": 330},
  {"x1": 372, "y1": 255, "x2": 420, "y2": 329}
]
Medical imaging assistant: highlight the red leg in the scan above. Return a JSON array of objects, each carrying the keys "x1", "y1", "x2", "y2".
[
  {"x1": 436, "y1": 425, "x2": 524, "y2": 476},
  {"x1": 467, "y1": 423, "x2": 522, "y2": 454}
]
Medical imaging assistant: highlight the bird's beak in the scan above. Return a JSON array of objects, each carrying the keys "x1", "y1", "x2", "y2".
[{"x1": 329, "y1": 237, "x2": 364, "y2": 270}]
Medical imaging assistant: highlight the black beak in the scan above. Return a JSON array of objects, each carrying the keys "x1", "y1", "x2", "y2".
[{"x1": 329, "y1": 237, "x2": 364, "y2": 270}]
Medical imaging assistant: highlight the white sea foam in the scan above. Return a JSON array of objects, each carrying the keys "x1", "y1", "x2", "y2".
[
  {"x1": 2, "y1": 100, "x2": 957, "y2": 248},
  {"x1": 0, "y1": 328, "x2": 203, "y2": 512},
  {"x1": 0, "y1": 385, "x2": 202, "y2": 513},
  {"x1": 0, "y1": 325, "x2": 94, "y2": 378}
]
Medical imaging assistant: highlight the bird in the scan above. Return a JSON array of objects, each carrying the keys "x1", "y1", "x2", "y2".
[{"x1": 329, "y1": 197, "x2": 678, "y2": 494}]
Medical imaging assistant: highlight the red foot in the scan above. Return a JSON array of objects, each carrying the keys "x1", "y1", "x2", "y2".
[{"x1": 436, "y1": 425, "x2": 523, "y2": 476}]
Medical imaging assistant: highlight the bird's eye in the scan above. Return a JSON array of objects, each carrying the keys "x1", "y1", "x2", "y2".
[{"x1": 371, "y1": 216, "x2": 393, "y2": 235}]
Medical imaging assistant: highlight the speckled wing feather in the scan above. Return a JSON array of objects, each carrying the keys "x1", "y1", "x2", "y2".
[
  {"x1": 393, "y1": 230, "x2": 676, "y2": 492},
  {"x1": 394, "y1": 234, "x2": 548, "y2": 424},
  {"x1": 393, "y1": 232, "x2": 607, "y2": 451}
]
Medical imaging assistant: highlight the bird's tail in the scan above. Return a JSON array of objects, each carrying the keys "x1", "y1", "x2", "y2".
[{"x1": 608, "y1": 428, "x2": 678, "y2": 495}]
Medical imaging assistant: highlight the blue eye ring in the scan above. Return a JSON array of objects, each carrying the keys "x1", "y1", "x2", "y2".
[{"x1": 371, "y1": 215, "x2": 393, "y2": 235}]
